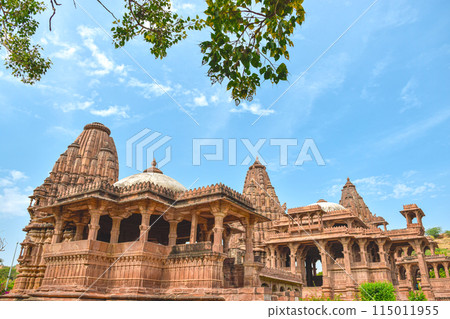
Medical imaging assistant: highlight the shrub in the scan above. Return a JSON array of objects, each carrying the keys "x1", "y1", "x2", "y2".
[
  {"x1": 408, "y1": 289, "x2": 427, "y2": 301},
  {"x1": 359, "y1": 281, "x2": 396, "y2": 301}
]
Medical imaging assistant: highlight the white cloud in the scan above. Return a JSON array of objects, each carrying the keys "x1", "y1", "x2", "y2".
[
  {"x1": 0, "y1": 170, "x2": 30, "y2": 217},
  {"x1": 327, "y1": 175, "x2": 439, "y2": 201},
  {"x1": 128, "y1": 77, "x2": 172, "y2": 98},
  {"x1": 400, "y1": 78, "x2": 421, "y2": 112},
  {"x1": 77, "y1": 26, "x2": 126, "y2": 77},
  {"x1": 57, "y1": 101, "x2": 94, "y2": 112},
  {"x1": 193, "y1": 94, "x2": 208, "y2": 107},
  {"x1": 0, "y1": 187, "x2": 30, "y2": 216},
  {"x1": 90, "y1": 105, "x2": 130, "y2": 118},
  {"x1": 230, "y1": 102, "x2": 275, "y2": 116}
]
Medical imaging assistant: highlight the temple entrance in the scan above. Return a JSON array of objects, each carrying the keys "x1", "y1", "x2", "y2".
[
  {"x1": 305, "y1": 246, "x2": 322, "y2": 287},
  {"x1": 119, "y1": 213, "x2": 141, "y2": 243},
  {"x1": 97, "y1": 215, "x2": 112, "y2": 242},
  {"x1": 148, "y1": 215, "x2": 170, "y2": 245}
]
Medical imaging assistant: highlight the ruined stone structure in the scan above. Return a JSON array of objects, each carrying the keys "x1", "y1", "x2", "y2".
[{"x1": 5, "y1": 123, "x2": 450, "y2": 300}]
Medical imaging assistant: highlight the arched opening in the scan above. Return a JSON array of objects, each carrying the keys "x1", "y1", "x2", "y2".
[
  {"x1": 397, "y1": 248, "x2": 404, "y2": 258},
  {"x1": 437, "y1": 264, "x2": 446, "y2": 278},
  {"x1": 332, "y1": 222, "x2": 347, "y2": 228},
  {"x1": 424, "y1": 246, "x2": 431, "y2": 256},
  {"x1": 428, "y1": 266, "x2": 435, "y2": 278},
  {"x1": 407, "y1": 246, "x2": 415, "y2": 256},
  {"x1": 280, "y1": 246, "x2": 291, "y2": 268},
  {"x1": 148, "y1": 214, "x2": 170, "y2": 245},
  {"x1": 412, "y1": 266, "x2": 421, "y2": 290},
  {"x1": 398, "y1": 266, "x2": 407, "y2": 280},
  {"x1": 352, "y1": 243, "x2": 361, "y2": 262},
  {"x1": 329, "y1": 242, "x2": 344, "y2": 260},
  {"x1": 305, "y1": 246, "x2": 322, "y2": 287},
  {"x1": 97, "y1": 215, "x2": 112, "y2": 243},
  {"x1": 118, "y1": 213, "x2": 141, "y2": 243},
  {"x1": 280, "y1": 286, "x2": 285, "y2": 292},
  {"x1": 272, "y1": 285, "x2": 277, "y2": 292},
  {"x1": 367, "y1": 241, "x2": 380, "y2": 262},
  {"x1": 261, "y1": 283, "x2": 269, "y2": 288}
]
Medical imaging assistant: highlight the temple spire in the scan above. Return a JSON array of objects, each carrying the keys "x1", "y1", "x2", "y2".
[{"x1": 339, "y1": 177, "x2": 373, "y2": 222}]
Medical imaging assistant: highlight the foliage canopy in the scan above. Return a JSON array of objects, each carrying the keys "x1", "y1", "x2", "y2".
[{"x1": 0, "y1": 0, "x2": 306, "y2": 104}]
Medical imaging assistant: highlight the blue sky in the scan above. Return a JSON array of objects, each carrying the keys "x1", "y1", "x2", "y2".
[{"x1": 1, "y1": 0, "x2": 449, "y2": 264}]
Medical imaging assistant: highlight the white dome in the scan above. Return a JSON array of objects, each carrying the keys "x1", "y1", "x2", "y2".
[
  {"x1": 114, "y1": 172, "x2": 187, "y2": 192},
  {"x1": 306, "y1": 201, "x2": 346, "y2": 212}
]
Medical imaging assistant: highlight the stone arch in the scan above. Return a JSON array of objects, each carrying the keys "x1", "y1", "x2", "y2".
[
  {"x1": 261, "y1": 283, "x2": 269, "y2": 288},
  {"x1": 352, "y1": 242, "x2": 361, "y2": 262},
  {"x1": 280, "y1": 286, "x2": 285, "y2": 292},
  {"x1": 367, "y1": 241, "x2": 380, "y2": 262},
  {"x1": 329, "y1": 242, "x2": 344, "y2": 260},
  {"x1": 407, "y1": 246, "x2": 415, "y2": 256},
  {"x1": 398, "y1": 265, "x2": 407, "y2": 280},
  {"x1": 412, "y1": 266, "x2": 421, "y2": 290},
  {"x1": 305, "y1": 246, "x2": 322, "y2": 287},
  {"x1": 437, "y1": 264, "x2": 446, "y2": 278},
  {"x1": 396, "y1": 248, "x2": 404, "y2": 258}
]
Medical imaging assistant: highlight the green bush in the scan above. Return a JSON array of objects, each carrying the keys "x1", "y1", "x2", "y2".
[
  {"x1": 359, "y1": 281, "x2": 396, "y2": 301},
  {"x1": 408, "y1": 289, "x2": 427, "y2": 301}
]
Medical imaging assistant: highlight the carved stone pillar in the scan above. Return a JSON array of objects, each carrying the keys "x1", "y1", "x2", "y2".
[
  {"x1": 317, "y1": 239, "x2": 331, "y2": 297},
  {"x1": 88, "y1": 210, "x2": 101, "y2": 241},
  {"x1": 74, "y1": 222, "x2": 85, "y2": 241},
  {"x1": 412, "y1": 240, "x2": 435, "y2": 300},
  {"x1": 110, "y1": 216, "x2": 122, "y2": 244},
  {"x1": 359, "y1": 238, "x2": 369, "y2": 267},
  {"x1": 288, "y1": 243, "x2": 300, "y2": 274},
  {"x1": 190, "y1": 211, "x2": 198, "y2": 244},
  {"x1": 139, "y1": 211, "x2": 152, "y2": 242},
  {"x1": 244, "y1": 217, "x2": 255, "y2": 263},
  {"x1": 405, "y1": 263, "x2": 412, "y2": 288},
  {"x1": 341, "y1": 238, "x2": 356, "y2": 299},
  {"x1": 168, "y1": 220, "x2": 179, "y2": 246},
  {"x1": 445, "y1": 262, "x2": 450, "y2": 278},
  {"x1": 210, "y1": 211, "x2": 225, "y2": 253},
  {"x1": 269, "y1": 245, "x2": 276, "y2": 268},
  {"x1": 52, "y1": 215, "x2": 64, "y2": 244}
]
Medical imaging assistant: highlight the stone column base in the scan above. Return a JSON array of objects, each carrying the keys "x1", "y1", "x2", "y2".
[{"x1": 243, "y1": 262, "x2": 263, "y2": 287}]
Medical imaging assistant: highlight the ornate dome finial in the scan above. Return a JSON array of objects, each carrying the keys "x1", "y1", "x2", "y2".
[{"x1": 144, "y1": 158, "x2": 163, "y2": 174}]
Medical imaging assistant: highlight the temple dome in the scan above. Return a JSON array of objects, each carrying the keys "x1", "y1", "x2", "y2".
[
  {"x1": 113, "y1": 159, "x2": 187, "y2": 192},
  {"x1": 306, "y1": 200, "x2": 345, "y2": 212}
]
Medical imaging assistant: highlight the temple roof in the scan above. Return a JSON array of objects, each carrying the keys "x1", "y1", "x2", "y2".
[
  {"x1": 305, "y1": 200, "x2": 346, "y2": 212},
  {"x1": 114, "y1": 159, "x2": 186, "y2": 192}
]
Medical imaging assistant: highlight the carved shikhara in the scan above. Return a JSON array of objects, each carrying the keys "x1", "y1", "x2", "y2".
[{"x1": 4, "y1": 123, "x2": 450, "y2": 301}]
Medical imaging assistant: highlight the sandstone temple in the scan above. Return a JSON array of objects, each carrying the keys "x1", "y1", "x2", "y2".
[{"x1": 4, "y1": 122, "x2": 450, "y2": 300}]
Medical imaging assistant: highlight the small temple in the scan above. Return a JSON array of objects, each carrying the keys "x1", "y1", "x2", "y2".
[{"x1": 4, "y1": 122, "x2": 450, "y2": 300}]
